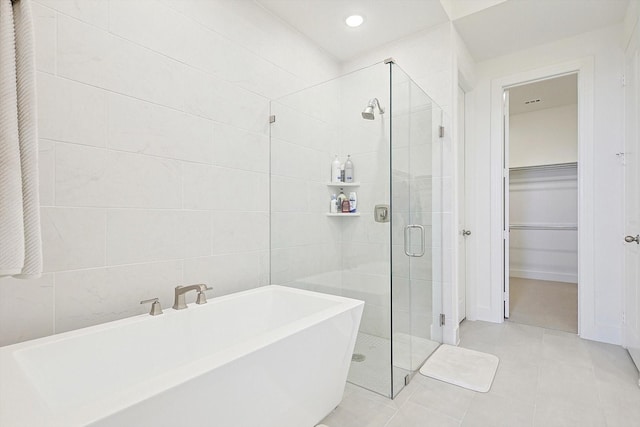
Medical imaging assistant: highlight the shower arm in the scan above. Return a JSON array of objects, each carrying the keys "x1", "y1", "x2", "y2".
[{"x1": 369, "y1": 98, "x2": 385, "y2": 114}]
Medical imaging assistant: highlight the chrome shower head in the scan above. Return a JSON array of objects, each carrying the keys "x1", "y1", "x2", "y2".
[
  {"x1": 362, "y1": 106, "x2": 375, "y2": 120},
  {"x1": 362, "y1": 98, "x2": 385, "y2": 120}
]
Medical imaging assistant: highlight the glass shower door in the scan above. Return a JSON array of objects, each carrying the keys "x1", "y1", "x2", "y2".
[
  {"x1": 269, "y1": 60, "x2": 443, "y2": 399},
  {"x1": 390, "y1": 63, "x2": 442, "y2": 398}
]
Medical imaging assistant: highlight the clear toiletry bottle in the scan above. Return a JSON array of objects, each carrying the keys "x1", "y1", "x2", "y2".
[
  {"x1": 330, "y1": 194, "x2": 338, "y2": 213},
  {"x1": 331, "y1": 155, "x2": 341, "y2": 183},
  {"x1": 344, "y1": 155, "x2": 354, "y2": 183},
  {"x1": 349, "y1": 192, "x2": 357, "y2": 213}
]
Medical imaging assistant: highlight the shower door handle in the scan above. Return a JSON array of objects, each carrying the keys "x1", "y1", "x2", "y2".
[
  {"x1": 625, "y1": 234, "x2": 639, "y2": 244},
  {"x1": 404, "y1": 225, "x2": 425, "y2": 257}
]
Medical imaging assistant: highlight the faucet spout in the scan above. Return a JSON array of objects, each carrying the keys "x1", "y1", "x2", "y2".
[{"x1": 172, "y1": 284, "x2": 209, "y2": 310}]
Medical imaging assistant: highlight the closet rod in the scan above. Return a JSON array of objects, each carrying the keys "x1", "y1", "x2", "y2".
[
  {"x1": 509, "y1": 162, "x2": 577, "y2": 173},
  {"x1": 510, "y1": 224, "x2": 577, "y2": 231}
]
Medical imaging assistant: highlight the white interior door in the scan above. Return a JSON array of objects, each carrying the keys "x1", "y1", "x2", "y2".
[
  {"x1": 623, "y1": 28, "x2": 640, "y2": 379},
  {"x1": 503, "y1": 90, "x2": 510, "y2": 319},
  {"x1": 457, "y1": 86, "x2": 467, "y2": 323}
]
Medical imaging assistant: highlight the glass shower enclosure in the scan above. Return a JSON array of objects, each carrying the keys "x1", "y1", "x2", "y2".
[{"x1": 270, "y1": 61, "x2": 444, "y2": 398}]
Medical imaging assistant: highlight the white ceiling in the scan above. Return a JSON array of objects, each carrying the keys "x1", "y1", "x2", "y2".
[
  {"x1": 454, "y1": 0, "x2": 631, "y2": 61},
  {"x1": 256, "y1": 0, "x2": 631, "y2": 63},
  {"x1": 509, "y1": 74, "x2": 577, "y2": 115},
  {"x1": 257, "y1": 0, "x2": 450, "y2": 61}
]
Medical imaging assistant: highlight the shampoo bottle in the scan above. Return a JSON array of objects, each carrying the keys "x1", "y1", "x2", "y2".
[
  {"x1": 349, "y1": 192, "x2": 357, "y2": 213},
  {"x1": 344, "y1": 155, "x2": 354, "y2": 183},
  {"x1": 331, "y1": 155, "x2": 341, "y2": 183}
]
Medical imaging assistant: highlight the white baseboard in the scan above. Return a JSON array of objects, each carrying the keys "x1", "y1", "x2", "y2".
[{"x1": 509, "y1": 269, "x2": 577, "y2": 284}]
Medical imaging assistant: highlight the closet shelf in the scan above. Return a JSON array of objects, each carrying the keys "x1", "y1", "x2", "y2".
[
  {"x1": 509, "y1": 162, "x2": 577, "y2": 173},
  {"x1": 510, "y1": 224, "x2": 577, "y2": 231}
]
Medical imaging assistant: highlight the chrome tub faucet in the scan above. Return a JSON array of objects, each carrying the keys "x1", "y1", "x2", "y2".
[{"x1": 172, "y1": 284, "x2": 212, "y2": 310}]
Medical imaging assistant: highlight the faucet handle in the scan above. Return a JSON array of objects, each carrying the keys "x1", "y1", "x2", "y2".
[
  {"x1": 196, "y1": 286, "x2": 213, "y2": 305},
  {"x1": 140, "y1": 298, "x2": 163, "y2": 316}
]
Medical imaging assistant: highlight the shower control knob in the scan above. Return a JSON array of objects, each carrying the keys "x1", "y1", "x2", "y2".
[{"x1": 462, "y1": 229, "x2": 472, "y2": 236}]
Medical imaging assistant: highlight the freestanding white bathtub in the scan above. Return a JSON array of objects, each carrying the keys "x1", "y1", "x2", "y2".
[{"x1": 0, "y1": 285, "x2": 363, "y2": 427}]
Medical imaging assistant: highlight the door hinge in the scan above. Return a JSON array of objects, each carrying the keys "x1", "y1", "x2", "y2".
[
  {"x1": 622, "y1": 311, "x2": 626, "y2": 324},
  {"x1": 622, "y1": 74, "x2": 626, "y2": 87},
  {"x1": 439, "y1": 313, "x2": 446, "y2": 326},
  {"x1": 503, "y1": 230, "x2": 509, "y2": 239},
  {"x1": 439, "y1": 126, "x2": 445, "y2": 138},
  {"x1": 269, "y1": 115, "x2": 276, "y2": 123},
  {"x1": 404, "y1": 374, "x2": 411, "y2": 386},
  {"x1": 503, "y1": 291, "x2": 507, "y2": 301}
]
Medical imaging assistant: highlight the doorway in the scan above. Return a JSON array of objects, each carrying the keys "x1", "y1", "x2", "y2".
[{"x1": 504, "y1": 74, "x2": 579, "y2": 333}]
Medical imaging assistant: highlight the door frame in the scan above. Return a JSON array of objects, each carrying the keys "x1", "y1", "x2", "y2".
[
  {"x1": 623, "y1": 18, "x2": 640, "y2": 376},
  {"x1": 489, "y1": 58, "x2": 595, "y2": 337},
  {"x1": 503, "y1": 89, "x2": 510, "y2": 319},
  {"x1": 457, "y1": 84, "x2": 468, "y2": 324}
]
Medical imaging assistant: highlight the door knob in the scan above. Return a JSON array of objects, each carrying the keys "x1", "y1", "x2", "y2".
[
  {"x1": 462, "y1": 229, "x2": 471, "y2": 236},
  {"x1": 625, "y1": 234, "x2": 639, "y2": 244}
]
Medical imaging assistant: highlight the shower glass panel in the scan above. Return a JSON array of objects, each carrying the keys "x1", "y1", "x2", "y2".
[
  {"x1": 269, "y1": 61, "x2": 442, "y2": 399},
  {"x1": 390, "y1": 63, "x2": 443, "y2": 397}
]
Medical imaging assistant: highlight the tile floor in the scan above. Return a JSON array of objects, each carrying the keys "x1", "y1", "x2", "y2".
[
  {"x1": 320, "y1": 320, "x2": 640, "y2": 427},
  {"x1": 509, "y1": 277, "x2": 578, "y2": 333}
]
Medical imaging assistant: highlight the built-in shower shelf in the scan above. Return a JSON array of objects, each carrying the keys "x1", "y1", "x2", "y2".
[
  {"x1": 327, "y1": 182, "x2": 360, "y2": 187},
  {"x1": 326, "y1": 213, "x2": 361, "y2": 217}
]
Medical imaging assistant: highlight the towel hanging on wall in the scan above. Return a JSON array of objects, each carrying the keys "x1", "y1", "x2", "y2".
[{"x1": 0, "y1": 0, "x2": 42, "y2": 278}]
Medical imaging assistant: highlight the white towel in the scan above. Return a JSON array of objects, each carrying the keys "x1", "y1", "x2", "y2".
[{"x1": 0, "y1": 0, "x2": 42, "y2": 279}]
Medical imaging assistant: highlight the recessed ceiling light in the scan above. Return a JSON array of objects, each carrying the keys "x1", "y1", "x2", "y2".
[{"x1": 345, "y1": 15, "x2": 364, "y2": 27}]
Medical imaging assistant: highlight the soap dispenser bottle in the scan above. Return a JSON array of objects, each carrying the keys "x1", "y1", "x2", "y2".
[{"x1": 344, "y1": 155, "x2": 354, "y2": 183}]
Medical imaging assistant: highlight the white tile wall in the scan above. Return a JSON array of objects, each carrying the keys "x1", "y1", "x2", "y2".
[
  {"x1": 183, "y1": 164, "x2": 269, "y2": 211},
  {"x1": 106, "y1": 210, "x2": 211, "y2": 265},
  {"x1": 211, "y1": 126, "x2": 269, "y2": 173},
  {"x1": 0, "y1": 0, "x2": 339, "y2": 346},
  {"x1": 38, "y1": 139, "x2": 55, "y2": 206},
  {"x1": 55, "y1": 144, "x2": 182, "y2": 208},
  {"x1": 58, "y1": 17, "x2": 185, "y2": 110},
  {"x1": 0, "y1": 275, "x2": 54, "y2": 346},
  {"x1": 37, "y1": 72, "x2": 107, "y2": 148},
  {"x1": 37, "y1": 0, "x2": 108, "y2": 29},
  {"x1": 211, "y1": 212, "x2": 269, "y2": 255},
  {"x1": 41, "y1": 207, "x2": 106, "y2": 272},
  {"x1": 32, "y1": 2, "x2": 56, "y2": 74},
  {"x1": 107, "y1": 94, "x2": 215, "y2": 164}
]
